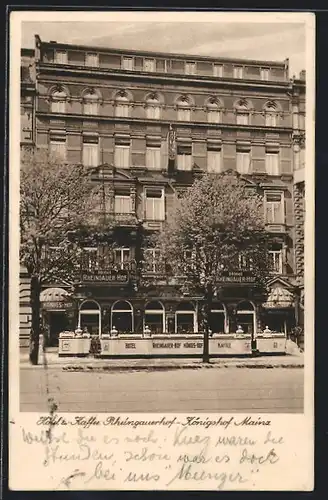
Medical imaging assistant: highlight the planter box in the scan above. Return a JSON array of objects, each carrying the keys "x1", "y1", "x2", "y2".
[
  {"x1": 58, "y1": 337, "x2": 91, "y2": 356},
  {"x1": 256, "y1": 335, "x2": 286, "y2": 354},
  {"x1": 99, "y1": 334, "x2": 252, "y2": 357},
  {"x1": 209, "y1": 335, "x2": 252, "y2": 355}
]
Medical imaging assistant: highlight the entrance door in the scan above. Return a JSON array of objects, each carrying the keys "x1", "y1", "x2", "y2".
[{"x1": 49, "y1": 312, "x2": 68, "y2": 347}]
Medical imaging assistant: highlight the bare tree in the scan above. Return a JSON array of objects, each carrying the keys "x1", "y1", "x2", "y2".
[{"x1": 156, "y1": 171, "x2": 270, "y2": 362}]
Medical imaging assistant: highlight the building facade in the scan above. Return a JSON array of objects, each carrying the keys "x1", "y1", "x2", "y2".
[{"x1": 19, "y1": 35, "x2": 306, "y2": 348}]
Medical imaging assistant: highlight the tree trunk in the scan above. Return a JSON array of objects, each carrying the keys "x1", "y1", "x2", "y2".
[
  {"x1": 29, "y1": 275, "x2": 41, "y2": 365},
  {"x1": 202, "y1": 286, "x2": 213, "y2": 363}
]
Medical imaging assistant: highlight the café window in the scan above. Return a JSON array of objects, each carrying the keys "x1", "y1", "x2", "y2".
[
  {"x1": 82, "y1": 135, "x2": 99, "y2": 167},
  {"x1": 79, "y1": 300, "x2": 101, "y2": 336},
  {"x1": 144, "y1": 301, "x2": 165, "y2": 334},
  {"x1": 146, "y1": 145, "x2": 161, "y2": 170},
  {"x1": 114, "y1": 190, "x2": 131, "y2": 214},
  {"x1": 236, "y1": 301, "x2": 255, "y2": 335},
  {"x1": 210, "y1": 302, "x2": 226, "y2": 334},
  {"x1": 111, "y1": 300, "x2": 133, "y2": 333},
  {"x1": 265, "y1": 192, "x2": 284, "y2": 224},
  {"x1": 122, "y1": 57, "x2": 134, "y2": 71},
  {"x1": 265, "y1": 152, "x2": 279, "y2": 175},
  {"x1": 143, "y1": 248, "x2": 163, "y2": 273},
  {"x1": 145, "y1": 188, "x2": 165, "y2": 221},
  {"x1": 144, "y1": 58, "x2": 156, "y2": 72},
  {"x1": 213, "y1": 64, "x2": 223, "y2": 77},
  {"x1": 185, "y1": 62, "x2": 196, "y2": 75},
  {"x1": 50, "y1": 135, "x2": 66, "y2": 161},
  {"x1": 114, "y1": 140, "x2": 130, "y2": 168},
  {"x1": 85, "y1": 52, "x2": 99, "y2": 67},
  {"x1": 233, "y1": 66, "x2": 244, "y2": 79},
  {"x1": 114, "y1": 248, "x2": 130, "y2": 270},
  {"x1": 175, "y1": 302, "x2": 196, "y2": 333},
  {"x1": 207, "y1": 143, "x2": 222, "y2": 173},
  {"x1": 177, "y1": 144, "x2": 192, "y2": 171},
  {"x1": 54, "y1": 50, "x2": 68, "y2": 64},
  {"x1": 268, "y1": 243, "x2": 283, "y2": 274}
]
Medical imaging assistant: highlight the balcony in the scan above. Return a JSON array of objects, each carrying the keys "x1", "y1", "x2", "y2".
[
  {"x1": 80, "y1": 260, "x2": 137, "y2": 285},
  {"x1": 265, "y1": 223, "x2": 286, "y2": 234},
  {"x1": 89, "y1": 212, "x2": 138, "y2": 228}
]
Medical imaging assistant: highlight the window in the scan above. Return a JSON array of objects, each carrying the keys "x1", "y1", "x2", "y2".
[
  {"x1": 144, "y1": 58, "x2": 156, "y2": 72},
  {"x1": 210, "y1": 302, "x2": 226, "y2": 334},
  {"x1": 185, "y1": 62, "x2": 196, "y2": 75},
  {"x1": 177, "y1": 144, "x2": 192, "y2": 171},
  {"x1": 265, "y1": 114, "x2": 277, "y2": 127},
  {"x1": 122, "y1": 57, "x2": 134, "y2": 70},
  {"x1": 206, "y1": 98, "x2": 221, "y2": 123},
  {"x1": 175, "y1": 303, "x2": 196, "y2": 333},
  {"x1": 143, "y1": 249, "x2": 163, "y2": 273},
  {"x1": 144, "y1": 301, "x2": 165, "y2": 334},
  {"x1": 114, "y1": 144, "x2": 130, "y2": 168},
  {"x1": 265, "y1": 193, "x2": 284, "y2": 224},
  {"x1": 83, "y1": 91, "x2": 99, "y2": 115},
  {"x1": 85, "y1": 53, "x2": 99, "y2": 67},
  {"x1": 236, "y1": 151, "x2": 250, "y2": 174},
  {"x1": 51, "y1": 88, "x2": 67, "y2": 113},
  {"x1": 54, "y1": 50, "x2": 67, "y2": 64},
  {"x1": 114, "y1": 192, "x2": 131, "y2": 213},
  {"x1": 111, "y1": 300, "x2": 133, "y2": 333},
  {"x1": 50, "y1": 136, "x2": 66, "y2": 160},
  {"x1": 177, "y1": 96, "x2": 191, "y2": 121},
  {"x1": 268, "y1": 244, "x2": 283, "y2": 274},
  {"x1": 79, "y1": 300, "x2": 101, "y2": 336},
  {"x1": 82, "y1": 136, "x2": 99, "y2": 167},
  {"x1": 261, "y1": 68, "x2": 270, "y2": 81},
  {"x1": 82, "y1": 248, "x2": 98, "y2": 270},
  {"x1": 213, "y1": 64, "x2": 223, "y2": 77},
  {"x1": 146, "y1": 145, "x2": 161, "y2": 170},
  {"x1": 233, "y1": 66, "x2": 244, "y2": 79},
  {"x1": 114, "y1": 248, "x2": 130, "y2": 270},
  {"x1": 236, "y1": 301, "x2": 255, "y2": 335},
  {"x1": 145, "y1": 188, "x2": 165, "y2": 221},
  {"x1": 207, "y1": 145, "x2": 222, "y2": 173},
  {"x1": 145, "y1": 94, "x2": 161, "y2": 119},
  {"x1": 238, "y1": 254, "x2": 253, "y2": 270},
  {"x1": 265, "y1": 152, "x2": 279, "y2": 175},
  {"x1": 236, "y1": 113, "x2": 249, "y2": 126}
]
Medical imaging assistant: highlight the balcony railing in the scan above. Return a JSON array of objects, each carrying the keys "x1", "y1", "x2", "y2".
[{"x1": 88, "y1": 211, "x2": 138, "y2": 227}]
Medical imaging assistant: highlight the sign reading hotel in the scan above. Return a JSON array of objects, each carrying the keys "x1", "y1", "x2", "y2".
[
  {"x1": 81, "y1": 269, "x2": 129, "y2": 284},
  {"x1": 219, "y1": 270, "x2": 255, "y2": 283}
]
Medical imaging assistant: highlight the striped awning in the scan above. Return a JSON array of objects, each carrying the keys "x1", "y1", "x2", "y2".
[
  {"x1": 40, "y1": 287, "x2": 73, "y2": 310},
  {"x1": 263, "y1": 286, "x2": 294, "y2": 309}
]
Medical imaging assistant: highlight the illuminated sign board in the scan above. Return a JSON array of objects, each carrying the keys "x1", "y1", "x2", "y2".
[{"x1": 81, "y1": 270, "x2": 129, "y2": 284}]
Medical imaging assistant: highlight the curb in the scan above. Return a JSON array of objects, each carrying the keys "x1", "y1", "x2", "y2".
[{"x1": 60, "y1": 363, "x2": 304, "y2": 372}]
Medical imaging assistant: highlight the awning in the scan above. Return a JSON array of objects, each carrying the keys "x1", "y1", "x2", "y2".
[
  {"x1": 40, "y1": 287, "x2": 73, "y2": 311},
  {"x1": 263, "y1": 286, "x2": 294, "y2": 309}
]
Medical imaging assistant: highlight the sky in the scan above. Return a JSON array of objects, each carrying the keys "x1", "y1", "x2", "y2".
[{"x1": 21, "y1": 18, "x2": 307, "y2": 78}]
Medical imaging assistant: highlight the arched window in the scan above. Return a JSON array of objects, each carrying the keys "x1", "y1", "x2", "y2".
[
  {"x1": 111, "y1": 300, "x2": 133, "y2": 333},
  {"x1": 50, "y1": 87, "x2": 68, "y2": 113},
  {"x1": 82, "y1": 89, "x2": 100, "y2": 115},
  {"x1": 210, "y1": 302, "x2": 227, "y2": 334},
  {"x1": 144, "y1": 301, "x2": 165, "y2": 334},
  {"x1": 79, "y1": 300, "x2": 101, "y2": 336},
  {"x1": 206, "y1": 97, "x2": 222, "y2": 124},
  {"x1": 176, "y1": 96, "x2": 191, "y2": 122},
  {"x1": 175, "y1": 302, "x2": 196, "y2": 333},
  {"x1": 236, "y1": 301, "x2": 255, "y2": 335},
  {"x1": 264, "y1": 101, "x2": 279, "y2": 127},
  {"x1": 115, "y1": 91, "x2": 131, "y2": 118},
  {"x1": 235, "y1": 99, "x2": 251, "y2": 126},
  {"x1": 145, "y1": 93, "x2": 162, "y2": 119}
]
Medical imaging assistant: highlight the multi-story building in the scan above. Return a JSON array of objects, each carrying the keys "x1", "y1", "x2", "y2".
[{"x1": 19, "y1": 34, "x2": 306, "y2": 348}]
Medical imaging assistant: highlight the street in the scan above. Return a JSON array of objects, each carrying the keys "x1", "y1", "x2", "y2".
[{"x1": 20, "y1": 366, "x2": 303, "y2": 413}]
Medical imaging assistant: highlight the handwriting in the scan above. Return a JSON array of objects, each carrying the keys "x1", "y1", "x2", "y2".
[
  {"x1": 173, "y1": 426, "x2": 211, "y2": 455},
  {"x1": 125, "y1": 447, "x2": 171, "y2": 462},
  {"x1": 84, "y1": 461, "x2": 116, "y2": 484},
  {"x1": 124, "y1": 471, "x2": 161, "y2": 483},
  {"x1": 239, "y1": 448, "x2": 279, "y2": 465},
  {"x1": 166, "y1": 463, "x2": 248, "y2": 489},
  {"x1": 264, "y1": 431, "x2": 284, "y2": 445},
  {"x1": 57, "y1": 469, "x2": 86, "y2": 489}
]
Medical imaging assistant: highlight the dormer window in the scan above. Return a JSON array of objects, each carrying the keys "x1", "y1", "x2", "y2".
[
  {"x1": 85, "y1": 53, "x2": 99, "y2": 67},
  {"x1": 185, "y1": 62, "x2": 196, "y2": 75},
  {"x1": 122, "y1": 57, "x2": 134, "y2": 71},
  {"x1": 233, "y1": 66, "x2": 244, "y2": 79},
  {"x1": 261, "y1": 68, "x2": 270, "y2": 81},
  {"x1": 144, "y1": 58, "x2": 156, "y2": 72},
  {"x1": 213, "y1": 64, "x2": 223, "y2": 77}
]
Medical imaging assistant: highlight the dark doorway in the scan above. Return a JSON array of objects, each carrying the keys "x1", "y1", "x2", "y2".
[{"x1": 48, "y1": 312, "x2": 68, "y2": 347}]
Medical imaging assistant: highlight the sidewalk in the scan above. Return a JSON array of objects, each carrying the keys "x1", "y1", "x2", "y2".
[{"x1": 20, "y1": 350, "x2": 304, "y2": 371}]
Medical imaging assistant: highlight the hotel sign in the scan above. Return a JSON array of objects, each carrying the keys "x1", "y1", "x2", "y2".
[{"x1": 81, "y1": 270, "x2": 129, "y2": 284}]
